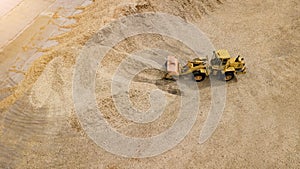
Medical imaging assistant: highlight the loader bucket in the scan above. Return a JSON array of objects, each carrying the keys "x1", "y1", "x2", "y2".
[{"x1": 166, "y1": 56, "x2": 179, "y2": 76}]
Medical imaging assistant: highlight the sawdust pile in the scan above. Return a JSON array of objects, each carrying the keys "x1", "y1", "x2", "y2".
[
  {"x1": 0, "y1": 0, "x2": 223, "y2": 109},
  {"x1": 0, "y1": 0, "x2": 299, "y2": 168}
]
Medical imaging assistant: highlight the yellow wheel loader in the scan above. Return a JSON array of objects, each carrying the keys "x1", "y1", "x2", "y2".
[
  {"x1": 164, "y1": 49, "x2": 246, "y2": 82},
  {"x1": 164, "y1": 56, "x2": 209, "y2": 82}
]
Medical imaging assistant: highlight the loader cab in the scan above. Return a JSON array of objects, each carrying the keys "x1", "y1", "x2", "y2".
[
  {"x1": 192, "y1": 58, "x2": 206, "y2": 67},
  {"x1": 211, "y1": 49, "x2": 231, "y2": 67}
]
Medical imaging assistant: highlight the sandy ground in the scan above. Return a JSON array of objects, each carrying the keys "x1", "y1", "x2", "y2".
[{"x1": 0, "y1": 0, "x2": 299, "y2": 168}]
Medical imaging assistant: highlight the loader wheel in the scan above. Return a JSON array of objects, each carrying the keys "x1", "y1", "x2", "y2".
[
  {"x1": 225, "y1": 72, "x2": 234, "y2": 81},
  {"x1": 193, "y1": 72, "x2": 206, "y2": 82}
]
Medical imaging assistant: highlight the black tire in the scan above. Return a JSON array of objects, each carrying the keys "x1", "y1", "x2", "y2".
[
  {"x1": 225, "y1": 72, "x2": 234, "y2": 81},
  {"x1": 193, "y1": 71, "x2": 206, "y2": 82}
]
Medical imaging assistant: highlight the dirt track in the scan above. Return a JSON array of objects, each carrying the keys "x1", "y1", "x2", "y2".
[{"x1": 0, "y1": 0, "x2": 299, "y2": 168}]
